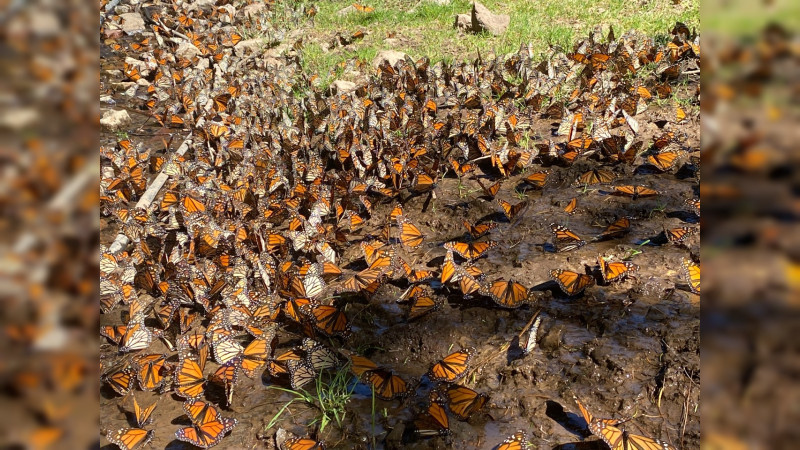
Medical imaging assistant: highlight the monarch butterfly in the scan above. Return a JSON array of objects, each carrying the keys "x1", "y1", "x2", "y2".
[
  {"x1": 596, "y1": 217, "x2": 632, "y2": 240},
  {"x1": 213, "y1": 337, "x2": 244, "y2": 366},
  {"x1": 647, "y1": 150, "x2": 682, "y2": 171},
  {"x1": 240, "y1": 338, "x2": 271, "y2": 377},
  {"x1": 267, "y1": 348, "x2": 303, "y2": 376},
  {"x1": 282, "y1": 297, "x2": 314, "y2": 323},
  {"x1": 286, "y1": 359, "x2": 316, "y2": 390},
  {"x1": 485, "y1": 278, "x2": 529, "y2": 308},
  {"x1": 107, "y1": 428, "x2": 153, "y2": 450},
  {"x1": 397, "y1": 215, "x2": 425, "y2": 249},
  {"x1": 104, "y1": 366, "x2": 135, "y2": 396},
  {"x1": 302, "y1": 339, "x2": 339, "y2": 371},
  {"x1": 551, "y1": 224, "x2": 587, "y2": 252},
  {"x1": 284, "y1": 436, "x2": 326, "y2": 450},
  {"x1": 495, "y1": 430, "x2": 530, "y2": 450},
  {"x1": 444, "y1": 384, "x2": 488, "y2": 420},
  {"x1": 458, "y1": 271, "x2": 483, "y2": 296},
  {"x1": 429, "y1": 348, "x2": 475, "y2": 382},
  {"x1": 550, "y1": 269, "x2": 595, "y2": 296},
  {"x1": 577, "y1": 168, "x2": 616, "y2": 185},
  {"x1": 476, "y1": 178, "x2": 502, "y2": 198},
  {"x1": 550, "y1": 184, "x2": 576, "y2": 207},
  {"x1": 444, "y1": 240, "x2": 497, "y2": 261},
  {"x1": 352, "y1": 3, "x2": 374, "y2": 12},
  {"x1": 176, "y1": 416, "x2": 238, "y2": 448},
  {"x1": 497, "y1": 199, "x2": 527, "y2": 221},
  {"x1": 134, "y1": 353, "x2": 168, "y2": 391},
  {"x1": 576, "y1": 397, "x2": 675, "y2": 450},
  {"x1": 681, "y1": 259, "x2": 700, "y2": 294},
  {"x1": 414, "y1": 394, "x2": 451, "y2": 437},
  {"x1": 665, "y1": 226, "x2": 697, "y2": 244},
  {"x1": 598, "y1": 257, "x2": 639, "y2": 283},
  {"x1": 184, "y1": 399, "x2": 224, "y2": 425},
  {"x1": 303, "y1": 304, "x2": 349, "y2": 337},
  {"x1": 361, "y1": 368, "x2": 409, "y2": 400},
  {"x1": 174, "y1": 358, "x2": 206, "y2": 399},
  {"x1": 612, "y1": 185, "x2": 659, "y2": 199},
  {"x1": 340, "y1": 267, "x2": 384, "y2": 295},
  {"x1": 132, "y1": 396, "x2": 156, "y2": 428},
  {"x1": 522, "y1": 170, "x2": 548, "y2": 188},
  {"x1": 119, "y1": 320, "x2": 153, "y2": 353},
  {"x1": 684, "y1": 198, "x2": 700, "y2": 215},
  {"x1": 450, "y1": 159, "x2": 475, "y2": 176},
  {"x1": 410, "y1": 172, "x2": 436, "y2": 194},
  {"x1": 346, "y1": 353, "x2": 379, "y2": 377},
  {"x1": 408, "y1": 294, "x2": 443, "y2": 320},
  {"x1": 463, "y1": 220, "x2": 497, "y2": 239},
  {"x1": 574, "y1": 397, "x2": 625, "y2": 440},
  {"x1": 361, "y1": 240, "x2": 394, "y2": 269},
  {"x1": 100, "y1": 325, "x2": 127, "y2": 345}
]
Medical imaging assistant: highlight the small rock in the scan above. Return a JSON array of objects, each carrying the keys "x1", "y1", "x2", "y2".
[
  {"x1": 114, "y1": 5, "x2": 131, "y2": 14},
  {"x1": 175, "y1": 41, "x2": 202, "y2": 59},
  {"x1": 454, "y1": 13, "x2": 473, "y2": 32},
  {"x1": 217, "y1": 4, "x2": 236, "y2": 23},
  {"x1": 471, "y1": 1, "x2": 509, "y2": 36},
  {"x1": 100, "y1": 109, "x2": 131, "y2": 131},
  {"x1": 0, "y1": 108, "x2": 39, "y2": 130},
  {"x1": 336, "y1": 5, "x2": 356, "y2": 16},
  {"x1": 331, "y1": 80, "x2": 357, "y2": 94},
  {"x1": 118, "y1": 12, "x2": 145, "y2": 34},
  {"x1": 186, "y1": 0, "x2": 215, "y2": 14},
  {"x1": 372, "y1": 50, "x2": 407, "y2": 68}
]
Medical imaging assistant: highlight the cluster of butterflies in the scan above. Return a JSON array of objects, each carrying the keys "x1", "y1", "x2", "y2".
[{"x1": 100, "y1": 0, "x2": 699, "y2": 445}]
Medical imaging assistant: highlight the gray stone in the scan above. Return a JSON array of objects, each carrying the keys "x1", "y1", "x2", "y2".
[
  {"x1": 186, "y1": 0, "x2": 215, "y2": 14},
  {"x1": 100, "y1": 109, "x2": 132, "y2": 131},
  {"x1": 118, "y1": 13, "x2": 145, "y2": 34},
  {"x1": 372, "y1": 50, "x2": 407, "y2": 68},
  {"x1": 471, "y1": 1, "x2": 509, "y2": 36},
  {"x1": 454, "y1": 13, "x2": 473, "y2": 32},
  {"x1": 0, "y1": 108, "x2": 38, "y2": 130},
  {"x1": 336, "y1": 5, "x2": 356, "y2": 16},
  {"x1": 331, "y1": 80, "x2": 357, "y2": 94},
  {"x1": 240, "y1": 2, "x2": 265, "y2": 19},
  {"x1": 175, "y1": 41, "x2": 202, "y2": 59}
]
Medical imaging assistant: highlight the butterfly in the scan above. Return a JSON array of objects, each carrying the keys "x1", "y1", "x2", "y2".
[
  {"x1": 443, "y1": 384, "x2": 488, "y2": 420},
  {"x1": 287, "y1": 359, "x2": 316, "y2": 390},
  {"x1": 413, "y1": 393, "x2": 451, "y2": 437},
  {"x1": 339, "y1": 268, "x2": 384, "y2": 295},
  {"x1": 444, "y1": 240, "x2": 497, "y2": 261},
  {"x1": 133, "y1": 353, "x2": 169, "y2": 391},
  {"x1": 104, "y1": 366, "x2": 135, "y2": 396},
  {"x1": 647, "y1": 150, "x2": 682, "y2": 171},
  {"x1": 361, "y1": 368, "x2": 409, "y2": 400},
  {"x1": 209, "y1": 360, "x2": 240, "y2": 405},
  {"x1": 107, "y1": 428, "x2": 154, "y2": 450},
  {"x1": 352, "y1": 3, "x2": 374, "y2": 12},
  {"x1": 267, "y1": 348, "x2": 303, "y2": 376},
  {"x1": 598, "y1": 257, "x2": 639, "y2": 283},
  {"x1": 665, "y1": 226, "x2": 697, "y2": 244},
  {"x1": 174, "y1": 358, "x2": 206, "y2": 399},
  {"x1": 397, "y1": 215, "x2": 425, "y2": 249},
  {"x1": 302, "y1": 339, "x2": 339, "y2": 371},
  {"x1": 346, "y1": 353, "x2": 379, "y2": 377},
  {"x1": 551, "y1": 224, "x2": 587, "y2": 252},
  {"x1": 183, "y1": 399, "x2": 225, "y2": 425},
  {"x1": 550, "y1": 269, "x2": 595, "y2": 296},
  {"x1": 476, "y1": 178, "x2": 502, "y2": 198},
  {"x1": 213, "y1": 337, "x2": 244, "y2": 366},
  {"x1": 284, "y1": 436, "x2": 326, "y2": 450},
  {"x1": 495, "y1": 430, "x2": 530, "y2": 450},
  {"x1": 303, "y1": 304, "x2": 349, "y2": 337},
  {"x1": 577, "y1": 168, "x2": 616, "y2": 185},
  {"x1": 484, "y1": 278, "x2": 528, "y2": 308},
  {"x1": 175, "y1": 415, "x2": 237, "y2": 448},
  {"x1": 450, "y1": 159, "x2": 475, "y2": 177},
  {"x1": 429, "y1": 348, "x2": 475, "y2": 382},
  {"x1": 463, "y1": 220, "x2": 497, "y2": 239},
  {"x1": 407, "y1": 294, "x2": 443, "y2": 320},
  {"x1": 101, "y1": 325, "x2": 127, "y2": 345},
  {"x1": 681, "y1": 259, "x2": 700, "y2": 294},
  {"x1": 684, "y1": 198, "x2": 700, "y2": 215},
  {"x1": 239, "y1": 337, "x2": 272, "y2": 377},
  {"x1": 497, "y1": 199, "x2": 527, "y2": 221},
  {"x1": 575, "y1": 397, "x2": 675, "y2": 450},
  {"x1": 132, "y1": 397, "x2": 156, "y2": 428},
  {"x1": 612, "y1": 185, "x2": 659, "y2": 199},
  {"x1": 595, "y1": 217, "x2": 632, "y2": 240},
  {"x1": 563, "y1": 197, "x2": 578, "y2": 215},
  {"x1": 523, "y1": 171, "x2": 549, "y2": 188},
  {"x1": 118, "y1": 320, "x2": 153, "y2": 353}
]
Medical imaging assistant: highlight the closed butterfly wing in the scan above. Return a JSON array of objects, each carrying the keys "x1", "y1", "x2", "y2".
[
  {"x1": 397, "y1": 215, "x2": 425, "y2": 249},
  {"x1": 284, "y1": 436, "x2": 326, "y2": 450},
  {"x1": 347, "y1": 353, "x2": 378, "y2": 377},
  {"x1": 408, "y1": 295, "x2": 442, "y2": 320},
  {"x1": 361, "y1": 368, "x2": 408, "y2": 400},
  {"x1": 413, "y1": 396, "x2": 450, "y2": 437},
  {"x1": 132, "y1": 397, "x2": 157, "y2": 428},
  {"x1": 240, "y1": 338, "x2": 271, "y2": 377},
  {"x1": 497, "y1": 199, "x2": 527, "y2": 221},
  {"x1": 287, "y1": 359, "x2": 316, "y2": 389},
  {"x1": 665, "y1": 226, "x2": 697, "y2": 244},
  {"x1": 523, "y1": 171, "x2": 548, "y2": 188},
  {"x1": 596, "y1": 217, "x2": 631, "y2": 240},
  {"x1": 174, "y1": 358, "x2": 206, "y2": 399},
  {"x1": 495, "y1": 430, "x2": 530, "y2": 450},
  {"x1": 681, "y1": 259, "x2": 700, "y2": 294},
  {"x1": 551, "y1": 224, "x2": 586, "y2": 252},
  {"x1": 563, "y1": 197, "x2": 578, "y2": 215},
  {"x1": 302, "y1": 339, "x2": 339, "y2": 371}
]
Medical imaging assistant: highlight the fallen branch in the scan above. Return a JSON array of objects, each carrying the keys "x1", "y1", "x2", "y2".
[{"x1": 107, "y1": 135, "x2": 192, "y2": 254}]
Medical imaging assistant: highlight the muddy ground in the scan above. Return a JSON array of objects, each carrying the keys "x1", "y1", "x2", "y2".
[{"x1": 100, "y1": 10, "x2": 699, "y2": 450}]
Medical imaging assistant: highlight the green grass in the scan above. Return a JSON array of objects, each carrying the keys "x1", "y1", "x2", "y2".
[
  {"x1": 278, "y1": 0, "x2": 698, "y2": 87},
  {"x1": 702, "y1": 0, "x2": 800, "y2": 36},
  {"x1": 264, "y1": 366, "x2": 356, "y2": 433}
]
